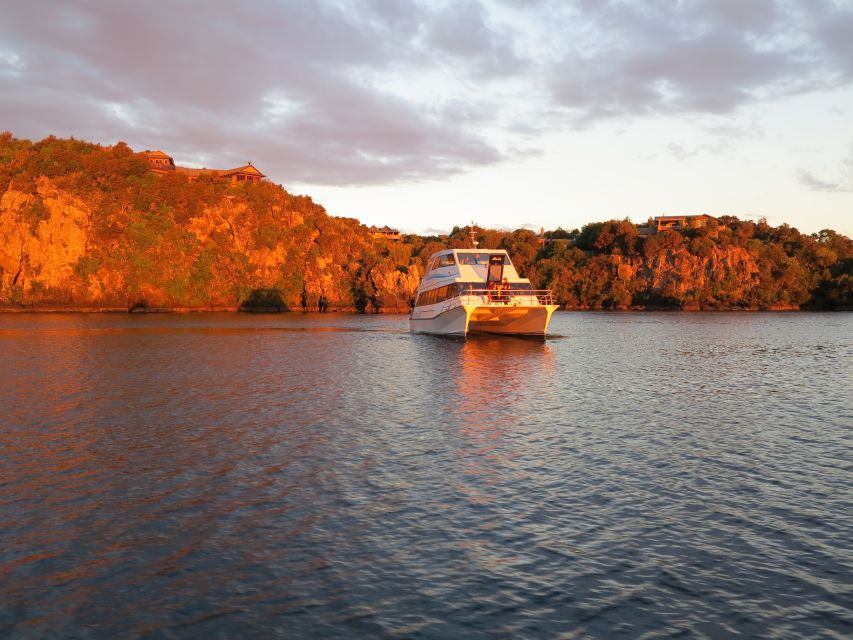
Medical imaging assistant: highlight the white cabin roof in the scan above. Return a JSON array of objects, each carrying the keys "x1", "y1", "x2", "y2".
[
  {"x1": 421, "y1": 248, "x2": 526, "y2": 286},
  {"x1": 426, "y1": 248, "x2": 511, "y2": 261}
]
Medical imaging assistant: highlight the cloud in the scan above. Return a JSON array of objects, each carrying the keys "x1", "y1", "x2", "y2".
[
  {"x1": 423, "y1": 0, "x2": 523, "y2": 76},
  {"x1": 0, "y1": 0, "x2": 514, "y2": 185},
  {"x1": 547, "y1": 0, "x2": 847, "y2": 122},
  {"x1": 421, "y1": 227, "x2": 451, "y2": 236},
  {"x1": 696, "y1": 0, "x2": 778, "y2": 31},
  {"x1": 665, "y1": 114, "x2": 762, "y2": 161},
  {"x1": 798, "y1": 149, "x2": 853, "y2": 193},
  {"x1": 667, "y1": 141, "x2": 731, "y2": 161},
  {"x1": 1, "y1": 0, "x2": 853, "y2": 187},
  {"x1": 797, "y1": 170, "x2": 844, "y2": 192}
]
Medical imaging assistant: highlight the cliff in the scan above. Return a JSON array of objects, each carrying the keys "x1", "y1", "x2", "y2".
[
  {"x1": 1, "y1": 134, "x2": 851, "y2": 312},
  {"x1": 0, "y1": 135, "x2": 421, "y2": 311}
]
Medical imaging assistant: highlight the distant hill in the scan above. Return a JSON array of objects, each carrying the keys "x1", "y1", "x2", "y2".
[
  {"x1": 1, "y1": 134, "x2": 850, "y2": 311},
  {"x1": 531, "y1": 219, "x2": 852, "y2": 311}
]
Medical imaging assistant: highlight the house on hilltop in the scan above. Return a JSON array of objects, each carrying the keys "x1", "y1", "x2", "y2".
[
  {"x1": 370, "y1": 225, "x2": 402, "y2": 241},
  {"x1": 654, "y1": 214, "x2": 717, "y2": 232},
  {"x1": 143, "y1": 150, "x2": 266, "y2": 184},
  {"x1": 537, "y1": 227, "x2": 574, "y2": 246}
]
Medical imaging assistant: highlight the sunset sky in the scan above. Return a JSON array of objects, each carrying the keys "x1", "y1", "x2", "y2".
[{"x1": 1, "y1": 0, "x2": 852, "y2": 236}]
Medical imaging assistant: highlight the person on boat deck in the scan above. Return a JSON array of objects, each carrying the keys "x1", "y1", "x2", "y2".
[
  {"x1": 498, "y1": 277, "x2": 510, "y2": 303},
  {"x1": 487, "y1": 280, "x2": 498, "y2": 302}
]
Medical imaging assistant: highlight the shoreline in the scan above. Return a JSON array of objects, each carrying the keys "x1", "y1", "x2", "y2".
[{"x1": 1, "y1": 304, "x2": 846, "y2": 314}]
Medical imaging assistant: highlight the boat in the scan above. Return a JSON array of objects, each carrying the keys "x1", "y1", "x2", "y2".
[{"x1": 409, "y1": 248, "x2": 559, "y2": 337}]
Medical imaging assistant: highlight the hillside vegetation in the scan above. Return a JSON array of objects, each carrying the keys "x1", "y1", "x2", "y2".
[
  {"x1": 0, "y1": 134, "x2": 422, "y2": 311},
  {"x1": 1, "y1": 134, "x2": 850, "y2": 311}
]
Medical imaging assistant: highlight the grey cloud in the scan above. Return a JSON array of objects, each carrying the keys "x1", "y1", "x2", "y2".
[
  {"x1": 0, "y1": 0, "x2": 512, "y2": 185},
  {"x1": 696, "y1": 0, "x2": 778, "y2": 31},
  {"x1": 667, "y1": 140, "x2": 731, "y2": 161},
  {"x1": 798, "y1": 148, "x2": 853, "y2": 193},
  {"x1": 423, "y1": 0, "x2": 523, "y2": 76},
  {"x1": 813, "y1": 4, "x2": 853, "y2": 78},
  {"x1": 548, "y1": 0, "x2": 849, "y2": 121},
  {"x1": 2, "y1": 0, "x2": 853, "y2": 188},
  {"x1": 626, "y1": 32, "x2": 794, "y2": 112},
  {"x1": 797, "y1": 170, "x2": 845, "y2": 192},
  {"x1": 668, "y1": 143, "x2": 696, "y2": 161}
]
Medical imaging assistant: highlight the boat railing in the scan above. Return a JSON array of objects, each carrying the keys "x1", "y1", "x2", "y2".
[{"x1": 441, "y1": 288, "x2": 556, "y2": 312}]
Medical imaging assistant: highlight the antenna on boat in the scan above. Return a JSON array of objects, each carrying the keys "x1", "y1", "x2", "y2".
[{"x1": 469, "y1": 221, "x2": 479, "y2": 249}]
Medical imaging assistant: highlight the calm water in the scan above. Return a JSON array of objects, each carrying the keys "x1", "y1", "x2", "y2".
[{"x1": 1, "y1": 312, "x2": 851, "y2": 639}]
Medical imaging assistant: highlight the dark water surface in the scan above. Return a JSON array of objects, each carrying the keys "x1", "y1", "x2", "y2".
[{"x1": 1, "y1": 312, "x2": 851, "y2": 639}]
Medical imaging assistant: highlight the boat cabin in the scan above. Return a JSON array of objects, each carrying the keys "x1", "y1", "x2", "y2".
[
  {"x1": 413, "y1": 249, "x2": 544, "y2": 310},
  {"x1": 424, "y1": 250, "x2": 522, "y2": 283}
]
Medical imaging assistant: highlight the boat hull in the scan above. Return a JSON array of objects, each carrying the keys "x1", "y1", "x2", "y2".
[
  {"x1": 410, "y1": 304, "x2": 471, "y2": 336},
  {"x1": 410, "y1": 304, "x2": 558, "y2": 337}
]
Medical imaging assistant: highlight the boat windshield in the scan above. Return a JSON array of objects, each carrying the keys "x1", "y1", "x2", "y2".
[
  {"x1": 455, "y1": 282, "x2": 532, "y2": 294},
  {"x1": 456, "y1": 253, "x2": 509, "y2": 266},
  {"x1": 430, "y1": 254, "x2": 456, "y2": 270}
]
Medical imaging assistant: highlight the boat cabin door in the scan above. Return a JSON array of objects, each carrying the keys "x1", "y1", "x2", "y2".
[{"x1": 486, "y1": 254, "x2": 504, "y2": 283}]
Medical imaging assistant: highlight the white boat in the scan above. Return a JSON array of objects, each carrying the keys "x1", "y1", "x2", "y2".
[{"x1": 409, "y1": 248, "x2": 559, "y2": 337}]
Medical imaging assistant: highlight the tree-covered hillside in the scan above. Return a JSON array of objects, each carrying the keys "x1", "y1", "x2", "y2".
[
  {"x1": 0, "y1": 134, "x2": 426, "y2": 311},
  {"x1": 1, "y1": 134, "x2": 850, "y2": 311}
]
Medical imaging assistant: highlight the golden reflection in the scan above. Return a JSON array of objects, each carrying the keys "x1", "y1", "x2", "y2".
[
  {"x1": 445, "y1": 337, "x2": 556, "y2": 505},
  {"x1": 438, "y1": 336, "x2": 559, "y2": 573}
]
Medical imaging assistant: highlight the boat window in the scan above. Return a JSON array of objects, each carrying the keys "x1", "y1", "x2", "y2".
[
  {"x1": 438, "y1": 254, "x2": 456, "y2": 267},
  {"x1": 416, "y1": 281, "x2": 534, "y2": 307},
  {"x1": 415, "y1": 283, "x2": 461, "y2": 307},
  {"x1": 456, "y1": 282, "x2": 479, "y2": 295},
  {"x1": 456, "y1": 253, "x2": 509, "y2": 266},
  {"x1": 431, "y1": 257, "x2": 441, "y2": 271},
  {"x1": 487, "y1": 254, "x2": 504, "y2": 283}
]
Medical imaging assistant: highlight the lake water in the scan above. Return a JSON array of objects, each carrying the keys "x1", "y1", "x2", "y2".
[{"x1": 1, "y1": 312, "x2": 851, "y2": 639}]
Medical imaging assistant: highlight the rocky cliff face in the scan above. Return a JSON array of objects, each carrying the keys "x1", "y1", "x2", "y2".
[
  {"x1": 1, "y1": 182, "x2": 91, "y2": 304},
  {"x1": 621, "y1": 245, "x2": 762, "y2": 308},
  {"x1": 0, "y1": 179, "x2": 420, "y2": 311}
]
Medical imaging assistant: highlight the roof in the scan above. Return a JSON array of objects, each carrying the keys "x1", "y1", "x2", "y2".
[
  {"x1": 172, "y1": 164, "x2": 266, "y2": 178},
  {"x1": 144, "y1": 149, "x2": 265, "y2": 179},
  {"x1": 654, "y1": 214, "x2": 717, "y2": 221},
  {"x1": 219, "y1": 164, "x2": 265, "y2": 177}
]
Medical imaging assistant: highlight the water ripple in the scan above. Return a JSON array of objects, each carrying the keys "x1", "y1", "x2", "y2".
[{"x1": 0, "y1": 312, "x2": 851, "y2": 638}]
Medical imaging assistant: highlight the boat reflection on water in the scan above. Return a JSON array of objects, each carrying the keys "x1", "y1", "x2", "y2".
[
  {"x1": 418, "y1": 334, "x2": 558, "y2": 503},
  {"x1": 412, "y1": 334, "x2": 560, "y2": 574},
  {"x1": 451, "y1": 333, "x2": 557, "y2": 435}
]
